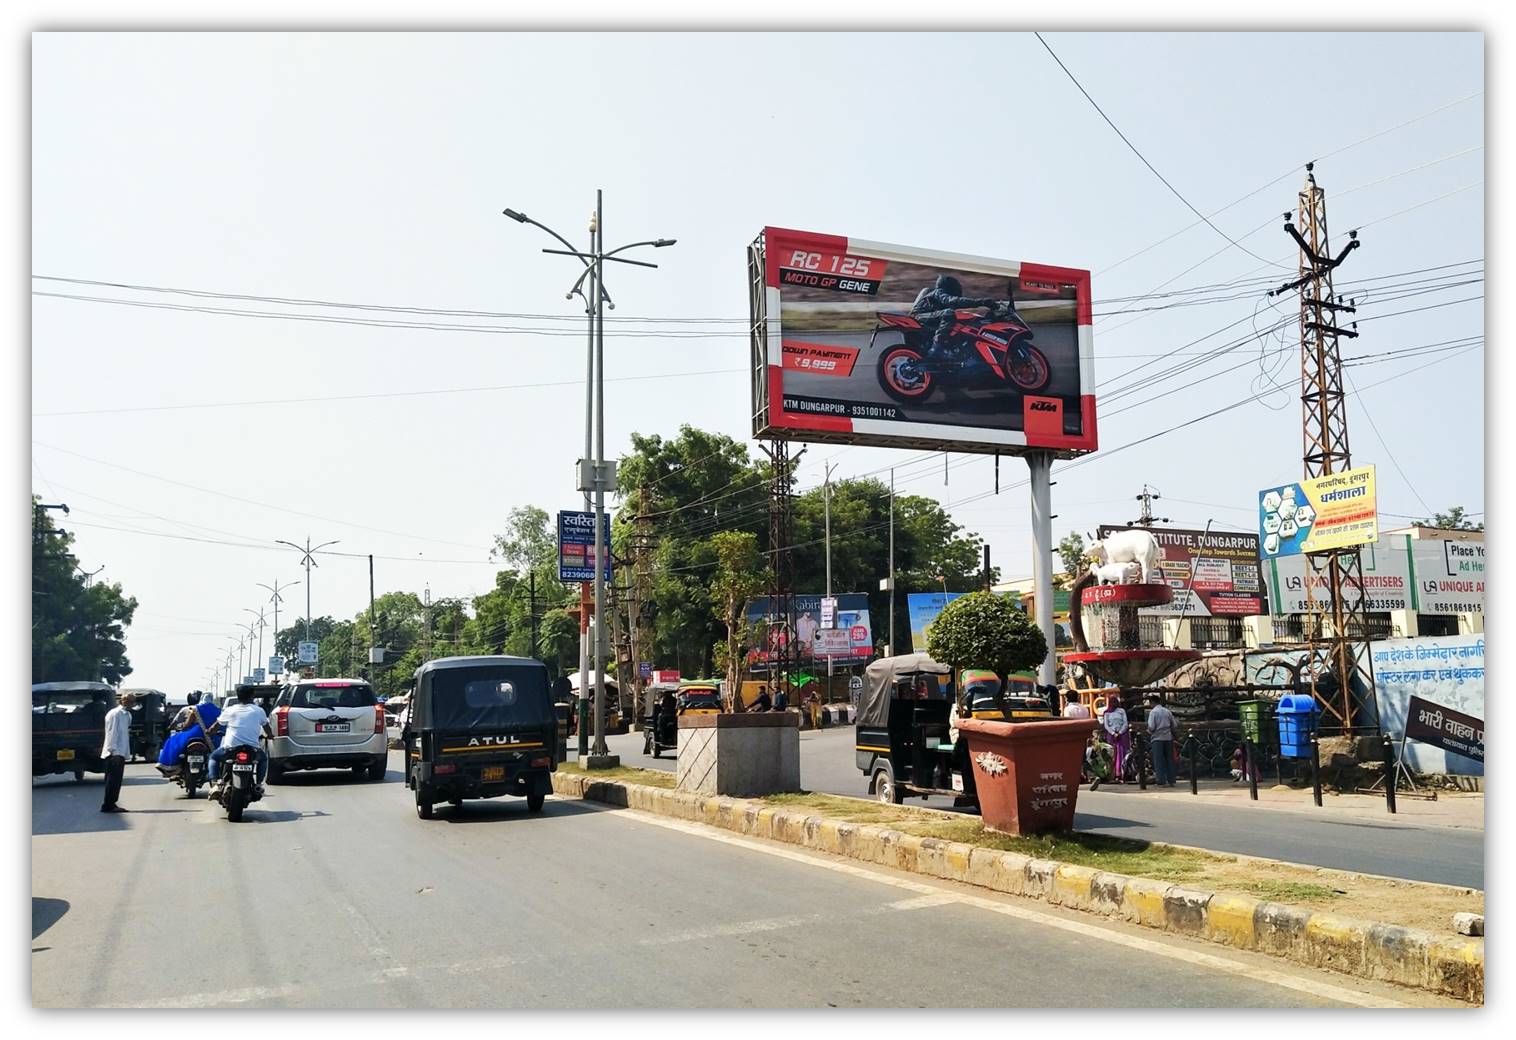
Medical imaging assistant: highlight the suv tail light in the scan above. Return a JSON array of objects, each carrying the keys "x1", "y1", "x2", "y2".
[
  {"x1": 275, "y1": 706, "x2": 289, "y2": 737},
  {"x1": 375, "y1": 705, "x2": 385, "y2": 735}
]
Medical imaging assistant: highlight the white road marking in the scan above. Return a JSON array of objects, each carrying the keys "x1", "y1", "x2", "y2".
[
  {"x1": 609, "y1": 808, "x2": 1411, "y2": 1009},
  {"x1": 640, "y1": 912, "x2": 824, "y2": 946},
  {"x1": 122, "y1": 984, "x2": 301, "y2": 1008}
]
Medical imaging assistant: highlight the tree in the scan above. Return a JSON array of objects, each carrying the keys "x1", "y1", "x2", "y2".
[
  {"x1": 707, "y1": 530, "x2": 765, "y2": 700},
  {"x1": 31, "y1": 501, "x2": 138, "y2": 684},
  {"x1": 925, "y1": 591, "x2": 1048, "y2": 699},
  {"x1": 493, "y1": 505, "x2": 558, "y2": 572},
  {"x1": 1417, "y1": 506, "x2": 1483, "y2": 532},
  {"x1": 1056, "y1": 531, "x2": 1087, "y2": 586}
]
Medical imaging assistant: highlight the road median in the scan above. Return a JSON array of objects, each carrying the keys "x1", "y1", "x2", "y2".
[{"x1": 552, "y1": 767, "x2": 1483, "y2": 1003}]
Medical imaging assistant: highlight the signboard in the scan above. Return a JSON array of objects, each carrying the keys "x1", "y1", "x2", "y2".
[
  {"x1": 638, "y1": 662, "x2": 652, "y2": 680},
  {"x1": 746, "y1": 593, "x2": 874, "y2": 669},
  {"x1": 1266, "y1": 534, "x2": 1483, "y2": 615},
  {"x1": 297, "y1": 640, "x2": 319, "y2": 665},
  {"x1": 813, "y1": 628, "x2": 852, "y2": 657},
  {"x1": 1405, "y1": 695, "x2": 1483, "y2": 763},
  {"x1": 908, "y1": 592, "x2": 967, "y2": 652},
  {"x1": 268, "y1": 655, "x2": 283, "y2": 676},
  {"x1": 650, "y1": 669, "x2": 681, "y2": 686},
  {"x1": 557, "y1": 510, "x2": 613, "y2": 583},
  {"x1": 819, "y1": 596, "x2": 838, "y2": 629},
  {"x1": 1096, "y1": 526, "x2": 1265, "y2": 617},
  {"x1": 1371, "y1": 634, "x2": 1484, "y2": 774},
  {"x1": 253, "y1": 668, "x2": 266, "y2": 683},
  {"x1": 749, "y1": 227, "x2": 1095, "y2": 457},
  {"x1": 1259, "y1": 464, "x2": 1377, "y2": 557}
]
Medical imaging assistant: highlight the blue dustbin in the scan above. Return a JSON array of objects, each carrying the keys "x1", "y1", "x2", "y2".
[{"x1": 1276, "y1": 693, "x2": 1318, "y2": 759}]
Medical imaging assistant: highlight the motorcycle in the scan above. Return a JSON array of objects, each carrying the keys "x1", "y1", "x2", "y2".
[
  {"x1": 872, "y1": 300, "x2": 1052, "y2": 404},
  {"x1": 174, "y1": 739, "x2": 211, "y2": 798},
  {"x1": 210, "y1": 743, "x2": 265, "y2": 822}
]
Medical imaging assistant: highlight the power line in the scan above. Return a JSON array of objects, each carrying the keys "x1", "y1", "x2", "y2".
[{"x1": 1033, "y1": 32, "x2": 1284, "y2": 270}]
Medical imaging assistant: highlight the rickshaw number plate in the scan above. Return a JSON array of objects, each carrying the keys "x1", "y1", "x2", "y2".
[
  {"x1": 316, "y1": 723, "x2": 350, "y2": 733},
  {"x1": 951, "y1": 773, "x2": 964, "y2": 793},
  {"x1": 482, "y1": 766, "x2": 505, "y2": 782},
  {"x1": 56, "y1": 749, "x2": 75, "y2": 761}
]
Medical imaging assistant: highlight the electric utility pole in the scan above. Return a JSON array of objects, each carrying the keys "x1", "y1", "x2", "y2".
[
  {"x1": 1128, "y1": 484, "x2": 1170, "y2": 527},
  {"x1": 1270, "y1": 163, "x2": 1378, "y2": 731}
]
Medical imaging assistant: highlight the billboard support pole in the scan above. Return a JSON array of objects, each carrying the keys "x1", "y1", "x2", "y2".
[
  {"x1": 1027, "y1": 450, "x2": 1057, "y2": 688},
  {"x1": 887, "y1": 469, "x2": 895, "y2": 658}
]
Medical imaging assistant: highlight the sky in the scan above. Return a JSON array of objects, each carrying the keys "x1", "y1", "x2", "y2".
[{"x1": 29, "y1": 31, "x2": 1485, "y2": 694}]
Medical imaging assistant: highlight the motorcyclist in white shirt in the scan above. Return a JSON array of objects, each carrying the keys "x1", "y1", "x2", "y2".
[{"x1": 208, "y1": 686, "x2": 273, "y2": 785}]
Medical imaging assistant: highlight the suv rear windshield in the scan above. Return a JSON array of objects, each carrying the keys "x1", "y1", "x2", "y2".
[{"x1": 290, "y1": 683, "x2": 377, "y2": 709}]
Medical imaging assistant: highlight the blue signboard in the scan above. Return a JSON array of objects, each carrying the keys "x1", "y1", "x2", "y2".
[{"x1": 557, "y1": 510, "x2": 612, "y2": 583}]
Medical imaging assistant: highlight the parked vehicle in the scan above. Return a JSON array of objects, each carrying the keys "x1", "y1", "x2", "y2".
[
  {"x1": 266, "y1": 678, "x2": 388, "y2": 782},
  {"x1": 872, "y1": 296, "x2": 1052, "y2": 405},
  {"x1": 210, "y1": 743, "x2": 264, "y2": 822},
  {"x1": 405, "y1": 655, "x2": 556, "y2": 819},
  {"x1": 31, "y1": 681, "x2": 113, "y2": 780}
]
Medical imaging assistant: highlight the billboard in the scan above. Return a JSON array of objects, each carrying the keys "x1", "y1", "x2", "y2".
[
  {"x1": 1259, "y1": 465, "x2": 1377, "y2": 557},
  {"x1": 1096, "y1": 526, "x2": 1265, "y2": 617},
  {"x1": 750, "y1": 227, "x2": 1095, "y2": 456},
  {"x1": 1370, "y1": 634, "x2": 1484, "y2": 775},
  {"x1": 556, "y1": 510, "x2": 613, "y2": 583},
  {"x1": 1265, "y1": 534, "x2": 1483, "y2": 616},
  {"x1": 745, "y1": 593, "x2": 874, "y2": 669},
  {"x1": 907, "y1": 592, "x2": 968, "y2": 652}
]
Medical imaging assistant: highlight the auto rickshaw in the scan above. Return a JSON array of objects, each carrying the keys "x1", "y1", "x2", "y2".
[
  {"x1": 676, "y1": 680, "x2": 723, "y2": 715},
  {"x1": 959, "y1": 670, "x2": 1056, "y2": 721},
  {"x1": 119, "y1": 688, "x2": 168, "y2": 763},
  {"x1": 643, "y1": 683, "x2": 679, "y2": 758},
  {"x1": 31, "y1": 681, "x2": 115, "y2": 780},
  {"x1": 855, "y1": 654, "x2": 979, "y2": 807},
  {"x1": 404, "y1": 655, "x2": 557, "y2": 819}
]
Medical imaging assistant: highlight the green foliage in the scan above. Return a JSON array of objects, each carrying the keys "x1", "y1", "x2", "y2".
[
  {"x1": 31, "y1": 500, "x2": 138, "y2": 684},
  {"x1": 925, "y1": 590, "x2": 1047, "y2": 683},
  {"x1": 1056, "y1": 531, "x2": 1087, "y2": 585},
  {"x1": 707, "y1": 529, "x2": 764, "y2": 695},
  {"x1": 1418, "y1": 505, "x2": 1483, "y2": 532}
]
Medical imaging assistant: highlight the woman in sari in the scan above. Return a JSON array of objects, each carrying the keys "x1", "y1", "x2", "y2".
[
  {"x1": 157, "y1": 699, "x2": 221, "y2": 774},
  {"x1": 1100, "y1": 692, "x2": 1131, "y2": 784}
]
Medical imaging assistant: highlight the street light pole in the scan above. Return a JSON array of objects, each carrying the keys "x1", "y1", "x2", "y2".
[
  {"x1": 275, "y1": 536, "x2": 339, "y2": 650},
  {"x1": 502, "y1": 194, "x2": 675, "y2": 765},
  {"x1": 258, "y1": 578, "x2": 300, "y2": 678},
  {"x1": 244, "y1": 607, "x2": 268, "y2": 677}
]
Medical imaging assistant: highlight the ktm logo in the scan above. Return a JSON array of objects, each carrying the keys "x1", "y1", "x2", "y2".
[{"x1": 1029, "y1": 400, "x2": 1058, "y2": 413}]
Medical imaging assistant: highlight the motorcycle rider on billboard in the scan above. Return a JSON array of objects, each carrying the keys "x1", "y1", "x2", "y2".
[{"x1": 910, "y1": 275, "x2": 999, "y2": 362}]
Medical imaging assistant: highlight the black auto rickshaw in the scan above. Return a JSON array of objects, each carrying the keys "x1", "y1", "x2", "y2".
[
  {"x1": 643, "y1": 683, "x2": 679, "y2": 758},
  {"x1": 404, "y1": 655, "x2": 557, "y2": 819},
  {"x1": 119, "y1": 688, "x2": 168, "y2": 763},
  {"x1": 958, "y1": 670, "x2": 1056, "y2": 721},
  {"x1": 855, "y1": 654, "x2": 981, "y2": 807},
  {"x1": 31, "y1": 681, "x2": 114, "y2": 780}
]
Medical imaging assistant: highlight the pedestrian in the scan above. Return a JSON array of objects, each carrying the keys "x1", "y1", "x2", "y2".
[
  {"x1": 1100, "y1": 693, "x2": 1131, "y2": 783},
  {"x1": 100, "y1": 691, "x2": 136, "y2": 813},
  {"x1": 1062, "y1": 691, "x2": 1092, "y2": 720},
  {"x1": 751, "y1": 685, "x2": 772, "y2": 713},
  {"x1": 1145, "y1": 695, "x2": 1178, "y2": 787}
]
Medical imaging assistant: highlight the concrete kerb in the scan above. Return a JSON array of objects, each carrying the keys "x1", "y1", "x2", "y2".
[{"x1": 549, "y1": 773, "x2": 1482, "y2": 1002}]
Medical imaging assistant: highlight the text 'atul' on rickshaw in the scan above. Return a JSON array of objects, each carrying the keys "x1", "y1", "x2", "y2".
[
  {"x1": 855, "y1": 654, "x2": 1055, "y2": 807},
  {"x1": 403, "y1": 655, "x2": 557, "y2": 820}
]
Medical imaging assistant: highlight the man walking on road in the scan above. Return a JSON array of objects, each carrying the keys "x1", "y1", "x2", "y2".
[
  {"x1": 100, "y1": 691, "x2": 136, "y2": 813},
  {"x1": 1145, "y1": 694, "x2": 1178, "y2": 787}
]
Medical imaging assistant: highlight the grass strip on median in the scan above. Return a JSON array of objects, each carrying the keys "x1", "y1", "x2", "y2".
[{"x1": 556, "y1": 763, "x2": 677, "y2": 788}]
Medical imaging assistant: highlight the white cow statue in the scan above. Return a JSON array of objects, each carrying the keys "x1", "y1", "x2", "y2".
[
  {"x1": 1092, "y1": 561, "x2": 1141, "y2": 585},
  {"x1": 1088, "y1": 529, "x2": 1161, "y2": 585}
]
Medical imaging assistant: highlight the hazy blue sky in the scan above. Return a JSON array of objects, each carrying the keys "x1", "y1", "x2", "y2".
[{"x1": 30, "y1": 31, "x2": 1483, "y2": 692}]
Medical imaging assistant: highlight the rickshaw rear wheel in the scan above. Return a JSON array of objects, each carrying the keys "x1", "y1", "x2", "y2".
[
  {"x1": 73, "y1": 769, "x2": 85, "y2": 782},
  {"x1": 527, "y1": 791, "x2": 546, "y2": 813},
  {"x1": 873, "y1": 765, "x2": 902, "y2": 804},
  {"x1": 415, "y1": 790, "x2": 433, "y2": 819}
]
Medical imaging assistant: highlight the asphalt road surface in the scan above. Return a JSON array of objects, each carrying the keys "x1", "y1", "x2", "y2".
[
  {"x1": 604, "y1": 727, "x2": 1484, "y2": 890},
  {"x1": 30, "y1": 757, "x2": 1438, "y2": 1008}
]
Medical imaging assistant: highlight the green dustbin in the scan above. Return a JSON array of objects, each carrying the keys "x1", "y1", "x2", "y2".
[{"x1": 1238, "y1": 699, "x2": 1276, "y2": 745}]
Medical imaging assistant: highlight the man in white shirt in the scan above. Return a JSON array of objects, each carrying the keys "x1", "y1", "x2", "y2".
[
  {"x1": 100, "y1": 691, "x2": 136, "y2": 813},
  {"x1": 1061, "y1": 691, "x2": 1092, "y2": 720},
  {"x1": 208, "y1": 687, "x2": 273, "y2": 785}
]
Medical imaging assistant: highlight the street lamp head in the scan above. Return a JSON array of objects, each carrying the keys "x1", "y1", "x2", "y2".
[
  {"x1": 502, "y1": 208, "x2": 528, "y2": 223},
  {"x1": 654, "y1": 238, "x2": 677, "y2": 248}
]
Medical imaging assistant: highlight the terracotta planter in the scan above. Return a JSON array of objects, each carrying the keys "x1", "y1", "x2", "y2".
[{"x1": 957, "y1": 717, "x2": 1096, "y2": 836}]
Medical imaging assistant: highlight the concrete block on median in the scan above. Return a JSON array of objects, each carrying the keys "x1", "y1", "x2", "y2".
[
  {"x1": 1089, "y1": 872, "x2": 1126, "y2": 917},
  {"x1": 1024, "y1": 858, "x2": 1058, "y2": 901},
  {"x1": 1161, "y1": 886, "x2": 1212, "y2": 937},
  {"x1": 1202, "y1": 894, "x2": 1260, "y2": 948},
  {"x1": 1452, "y1": 912, "x2": 1484, "y2": 937},
  {"x1": 1427, "y1": 935, "x2": 1484, "y2": 1003},
  {"x1": 1120, "y1": 876, "x2": 1172, "y2": 928},
  {"x1": 1253, "y1": 900, "x2": 1313, "y2": 960},
  {"x1": 1365, "y1": 923, "x2": 1431, "y2": 990},
  {"x1": 1304, "y1": 912, "x2": 1368, "y2": 977},
  {"x1": 1050, "y1": 864, "x2": 1098, "y2": 911}
]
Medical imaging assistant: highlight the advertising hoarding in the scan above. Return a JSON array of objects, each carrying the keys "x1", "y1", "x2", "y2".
[
  {"x1": 1265, "y1": 535, "x2": 1483, "y2": 615},
  {"x1": 1096, "y1": 526, "x2": 1265, "y2": 617},
  {"x1": 297, "y1": 640, "x2": 319, "y2": 665},
  {"x1": 556, "y1": 510, "x2": 613, "y2": 583},
  {"x1": 907, "y1": 592, "x2": 967, "y2": 652},
  {"x1": 1370, "y1": 634, "x2": 1484, "y2": 774},
  {"x1": 750, "y1": 227, "x2": 1095, "y2": 456},
  {"x1": 745, "y1": 593, "x2": 874, "y2": 669},
  {"x1": 1259, "y1": 464, "x2": 1377, "y2": 557}
]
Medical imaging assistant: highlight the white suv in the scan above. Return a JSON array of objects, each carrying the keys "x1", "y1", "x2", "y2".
[{"x1": 267, "y1": 679, "x2": 388, "y2": 782}]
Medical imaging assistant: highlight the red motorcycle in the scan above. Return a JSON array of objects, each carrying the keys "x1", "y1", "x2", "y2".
[{"x1": 872, "y1": 300, "x2": 1051, "y2": 404}]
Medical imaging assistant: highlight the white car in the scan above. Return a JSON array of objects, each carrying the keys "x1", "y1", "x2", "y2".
[{"x1": 266, "y1": 678, "x2": 388, "y2": 782}]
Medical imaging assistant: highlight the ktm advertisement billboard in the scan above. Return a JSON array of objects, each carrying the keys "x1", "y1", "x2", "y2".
[{"x1": 749, "y1": 227, "x2": 1096, "y2": 457}]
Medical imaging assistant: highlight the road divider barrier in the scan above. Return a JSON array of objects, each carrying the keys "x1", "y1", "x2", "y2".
[{"x1": 551, "y1": 770, "x2": 1482, "y2": 1003}]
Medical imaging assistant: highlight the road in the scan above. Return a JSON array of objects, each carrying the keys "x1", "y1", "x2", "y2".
[
  {"x1": 603, "y1": 727, "x2": 1485, "y2": 890},
  {"x1": 29, "y1": 757, "x2": 1439, "y2": 1008}
]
